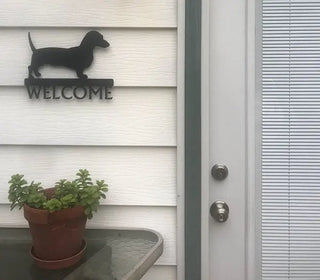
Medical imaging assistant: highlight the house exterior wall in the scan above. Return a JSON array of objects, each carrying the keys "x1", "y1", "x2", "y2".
[{"x1": 0, "y1": 1, "x2": 179, "y2": 279}]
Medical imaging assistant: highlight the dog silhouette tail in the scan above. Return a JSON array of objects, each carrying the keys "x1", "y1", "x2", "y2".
[{"x1": 28, "y1": 32, "x2": 36, "y2": 52}]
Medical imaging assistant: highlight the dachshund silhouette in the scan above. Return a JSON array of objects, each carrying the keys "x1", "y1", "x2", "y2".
[{"x1": 28, "y1": 31, "x2": 109, "y2": 79}]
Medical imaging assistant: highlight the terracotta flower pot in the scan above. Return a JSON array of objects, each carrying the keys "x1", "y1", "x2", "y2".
[{"x1": 23, "y1": 188, "x2": 87, "y2": 269}]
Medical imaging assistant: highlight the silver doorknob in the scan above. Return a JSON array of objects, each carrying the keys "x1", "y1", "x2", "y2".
[{"x1": 210, "y1": 201, "x2": 229, "y2": 222}]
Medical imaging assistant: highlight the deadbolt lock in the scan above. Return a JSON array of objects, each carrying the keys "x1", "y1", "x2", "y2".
[
  {"x1": 211, "y1": 164, "x2": 228, "y2": 180},
  {"x1": 210, "y1": 201, "x2": 229, "y2": 223}
]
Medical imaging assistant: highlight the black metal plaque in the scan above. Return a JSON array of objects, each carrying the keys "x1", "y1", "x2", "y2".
[{"x1": 24, "y1": 31, "x2": 114, "y2": 100}]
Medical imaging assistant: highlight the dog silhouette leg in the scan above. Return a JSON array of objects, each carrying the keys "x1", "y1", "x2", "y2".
[
  {"x1": 29, "y1": 65, "x2": 41, "y2": 77},
  {"x1": 34, "y1": 68, "x2": 41, "y2": 77},
  {"x1": 28, "y1": 66, "x2": 33, "y2": 78},
  {"x1": 77, "y1": 69, "x2": 88, "y2": 80}
]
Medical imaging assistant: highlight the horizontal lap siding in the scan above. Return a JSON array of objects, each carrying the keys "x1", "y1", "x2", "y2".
[
  {"x1": 0, "y1": 87, "x2": 176, "y2": 146},
  {"x1": 0, "y1": 1, "x2": 178, "y2": 278},
  {"x1": 0, "y1": 0, "x2": 177, "y2": 28},
  {"x1": 0, "y1": 29, "x2": 177, "y2": 86},
  {"x1": 0, "y1": 146, "x2": 176, "y2": 206}
]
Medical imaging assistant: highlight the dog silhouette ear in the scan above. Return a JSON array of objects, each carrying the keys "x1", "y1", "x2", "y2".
[{"x1": 80, "y1": 31, "x2": 109, "y2": 49}]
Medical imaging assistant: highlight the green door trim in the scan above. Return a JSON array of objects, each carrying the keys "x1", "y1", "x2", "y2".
[{"x1": 185, "y1": 0, "x2": 201, "y2": 279}]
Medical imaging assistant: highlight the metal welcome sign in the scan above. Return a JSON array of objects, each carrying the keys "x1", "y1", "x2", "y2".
[{"x1": 24, "y1": 31, "x2": 114, "y2": 100}]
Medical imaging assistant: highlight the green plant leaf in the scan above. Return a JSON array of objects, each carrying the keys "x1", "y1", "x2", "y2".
[{"x1": 8, "y1": 169, "x2": 109, "y2": 218}]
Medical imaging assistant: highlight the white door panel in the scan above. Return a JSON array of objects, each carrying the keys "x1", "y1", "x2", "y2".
[{"x1": 206, "y1": 0, "x2": 247, "y2": 279}]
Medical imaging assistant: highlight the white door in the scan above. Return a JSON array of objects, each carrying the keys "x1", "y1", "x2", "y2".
[{"x1": 203, "y1": 0, "x2": 320, "y2": 279}]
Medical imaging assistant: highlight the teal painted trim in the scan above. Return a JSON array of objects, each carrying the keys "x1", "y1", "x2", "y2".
[{"x1": 185, "y1": 0, "x2": 201, "y2": 279}]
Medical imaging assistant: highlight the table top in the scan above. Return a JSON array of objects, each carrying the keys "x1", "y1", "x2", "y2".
[{"x1": 0, "y1": 228, "x2": 163, "y2": 280}]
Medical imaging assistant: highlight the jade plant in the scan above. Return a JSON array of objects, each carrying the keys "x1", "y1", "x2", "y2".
[{"x1": 8, "y1": 169, "x2": 108, "y2": 219}]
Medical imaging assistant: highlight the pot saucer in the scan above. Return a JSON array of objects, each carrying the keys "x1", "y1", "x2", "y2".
[{"x1": 30, "y1": 239, "x2": 87, "y2": 270}]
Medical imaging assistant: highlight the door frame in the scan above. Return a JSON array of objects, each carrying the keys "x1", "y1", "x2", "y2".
[{"x1": 184, "y1": 0, "x2": 202, "y2": 280}]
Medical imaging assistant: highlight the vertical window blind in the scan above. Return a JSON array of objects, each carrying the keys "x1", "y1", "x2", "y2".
[{"x1": 262, "y1": 0, "x2": 320, "y2": 279}]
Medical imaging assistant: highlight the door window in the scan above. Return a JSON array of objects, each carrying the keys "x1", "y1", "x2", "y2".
[{"x1": 262, "y1": 0, "x2": 320, "y2": 278}]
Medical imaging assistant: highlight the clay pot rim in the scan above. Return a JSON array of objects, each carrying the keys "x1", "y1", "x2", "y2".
[{"x1": 23, "y1": 194, "x2": 86, "y2": 225}]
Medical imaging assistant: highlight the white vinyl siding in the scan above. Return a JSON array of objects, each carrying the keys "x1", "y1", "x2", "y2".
[
  {"x1": 0, "y1": 146, "x2": 177, "y2": 206},
  {"x1": 262, "y1": 0, "x2": 320, "y2": 279},
  {"x1": 0, "y1": 87, "x2": 176, "y2": 146},
  {"x1": 0, "y1": 0, "x2": 177, "y2": 28},
  {"x1": 0, "y1": 29, "x2": 177, "y2": 87},
  {"x1": 0, "y1": 1, "x2": 178, "y2": 279}
]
